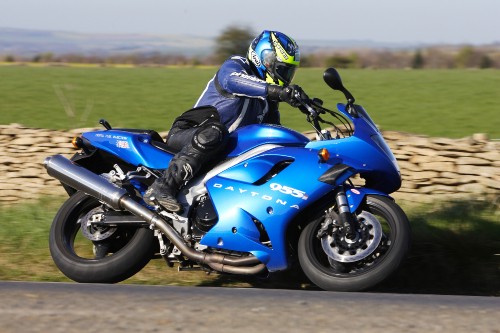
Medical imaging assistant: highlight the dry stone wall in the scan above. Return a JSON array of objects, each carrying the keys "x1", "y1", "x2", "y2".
[
  {"x1": 378, "y1": 131, "x2": 499, "y2": 203},
  {"x1": 1, "y1": 123, "x2": 498, "y2": 205}
]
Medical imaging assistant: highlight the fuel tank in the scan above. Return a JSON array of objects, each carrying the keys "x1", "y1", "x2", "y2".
[{"x1": 226, "y1": 124, "x2": 310, "y2": 157}]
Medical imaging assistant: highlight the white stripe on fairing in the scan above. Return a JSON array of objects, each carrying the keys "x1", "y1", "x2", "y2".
[{"x1": 181, "y1": 143, "x2": 283, "y2": 205}]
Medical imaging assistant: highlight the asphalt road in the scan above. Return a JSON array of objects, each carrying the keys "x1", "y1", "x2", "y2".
[{"x1": 0, "y1": 281, "x2": 498, "y2": 333}]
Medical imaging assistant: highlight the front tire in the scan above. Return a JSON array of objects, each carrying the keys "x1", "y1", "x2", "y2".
[
  {"x1": 49, "y1": 192, "x2": 155, "y2": 283},
  {"x1": 298, "y1": 195, "x2": 410, "y2": 292}
]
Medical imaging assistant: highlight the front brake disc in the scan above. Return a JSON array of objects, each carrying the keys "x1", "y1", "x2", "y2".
[{"x1": 321, "y1": 211, "x2": 382, "y2": 263}]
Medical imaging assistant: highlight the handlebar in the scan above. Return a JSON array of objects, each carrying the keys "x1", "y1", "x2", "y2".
[
  {"x1": 291, "y1": 89, "x2": 354, "y2": 140},
  {"x1": 292, "y1": 91, "x2": 320, "y2": 118},
  {"x1": 284, "y1": 67, "x2": 357, "y2": 140}
]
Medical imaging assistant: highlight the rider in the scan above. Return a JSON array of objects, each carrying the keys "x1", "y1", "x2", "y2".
[{"x1": 145, "y1": 30, "x2": 308, "y2": 212}]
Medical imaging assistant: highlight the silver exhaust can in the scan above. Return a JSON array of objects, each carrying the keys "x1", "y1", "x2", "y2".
[{"x1": 43, "y1": 155, "x2": 127, "y2": 210}]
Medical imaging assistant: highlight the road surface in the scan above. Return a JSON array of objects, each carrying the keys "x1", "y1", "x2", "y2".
[{"x1": 0, "y1": 281, "x2": 498, "y2": 333}]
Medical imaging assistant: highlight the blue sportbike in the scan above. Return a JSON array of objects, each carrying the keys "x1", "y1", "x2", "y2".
[{"x1": 45, "y1": 68, "x2": 410, "y2": 292}]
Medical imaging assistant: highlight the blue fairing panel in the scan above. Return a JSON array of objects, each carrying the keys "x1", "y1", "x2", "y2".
[
  {"x1": 82, "y1": 130, "x2": 173, "y2": 169},
  {"x1": 217, "y1": 154, "x2": 293, "y2": 184},
  {"x1": 227, "y1": 124, "x2": 309, "y2": 157},
  {"x1": 200, "y1": 146, "x2": 336, "y2": 271}
]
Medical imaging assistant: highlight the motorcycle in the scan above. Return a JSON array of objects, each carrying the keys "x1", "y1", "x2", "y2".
[{"x1": 45, "y1": 68, "x2": 410, "y2": 292}]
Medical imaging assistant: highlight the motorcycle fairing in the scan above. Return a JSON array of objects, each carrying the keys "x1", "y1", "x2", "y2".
[
  {"x1": 82, "y1": 130, "x2": 174, "y2": 169},
  {"x1": 306, "y1": 103, "x2": 401, "y2": 194},
  {"x1": 225, "y1": 124, "x2": 310, "y2": 157},
  {"x1": 200, "y1": 146, "x2": 338, "y2": 271},
  {"x1": 216, "y1": 153, "x2": 294, "y2": 184}
]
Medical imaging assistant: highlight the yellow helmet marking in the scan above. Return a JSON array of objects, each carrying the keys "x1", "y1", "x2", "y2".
[{"x1": 270, "y1": 33, "x2": 299, "y2": 66}]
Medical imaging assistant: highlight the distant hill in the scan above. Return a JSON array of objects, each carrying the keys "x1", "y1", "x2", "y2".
[
  {"x1": 2, "y1": 27, "x2": 497, "y2": 59},
  {"x1": 0, "y1": 27, "x2": 215, "y2": 57},
  {"x1": 0, "y1": 27, "x2": 434, "y2": 58}
]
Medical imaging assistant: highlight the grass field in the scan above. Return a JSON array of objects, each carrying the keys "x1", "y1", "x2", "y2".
[{"x1": 0, "y1": 65, "x2": 499, "y2": 138}]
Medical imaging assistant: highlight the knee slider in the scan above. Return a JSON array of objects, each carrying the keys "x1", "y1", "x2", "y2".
[{"x1": 192, "y1": 122, "x2": 227, "y2": 152}]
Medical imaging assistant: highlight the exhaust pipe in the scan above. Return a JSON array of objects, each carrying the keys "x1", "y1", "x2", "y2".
[{"x1": 44, "y1": 155, "x2": 266, "y2": 275}]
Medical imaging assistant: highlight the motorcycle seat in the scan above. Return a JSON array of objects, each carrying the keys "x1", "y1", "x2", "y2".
[
  {"x1": 114, "y1": 127, "x2": 180, "y2": 155},
  {"x1": 151, "y1": 139, "x2": 179, "y2": 155}
]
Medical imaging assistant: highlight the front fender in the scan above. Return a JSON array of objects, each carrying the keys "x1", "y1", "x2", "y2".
[{"x1": 346, "y1": 187, "x2": 393, "y2": 212}]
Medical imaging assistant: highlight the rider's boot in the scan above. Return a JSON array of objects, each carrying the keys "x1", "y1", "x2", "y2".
[
  {"x1": 144, "y1": 166, "x2": 184, "y2": 212},
  {"x1": 144, "y1": 145, "x2": 202, "y2": 213}
]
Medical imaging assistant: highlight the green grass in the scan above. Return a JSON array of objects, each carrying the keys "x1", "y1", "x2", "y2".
[
  {"x1": 0, "y1": 65, "x2": 214, "y2": 131},
  {"x1": 0, "y1": 65, "x2": 499, "y2": 138},
  {"x1": 0, "y1": 197, "x2": 66, "y2": 282},
  {"x1": 0, "y1": 196, "x2": 498, "y2": 295},
  {"x1": 374, "y1": 199, "x2": 500, "y2": 296}
]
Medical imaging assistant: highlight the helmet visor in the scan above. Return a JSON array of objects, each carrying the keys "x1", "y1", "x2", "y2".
[{"x1": 275, "y1": 62, "x2": 297, "y2": 85}]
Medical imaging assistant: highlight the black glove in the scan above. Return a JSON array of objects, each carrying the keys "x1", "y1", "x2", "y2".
[{"x1": 268, "y1": 84, "x2": 308, "y2": 107}]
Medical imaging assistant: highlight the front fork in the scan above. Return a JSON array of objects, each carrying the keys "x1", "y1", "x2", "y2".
[{"x1": 334, "y1": 185, "x2": 358, "y2": 239}]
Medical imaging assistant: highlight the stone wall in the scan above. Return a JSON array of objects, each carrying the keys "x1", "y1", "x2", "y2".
[
  {"x1": 378, "y1": 131, "x2": 499, "y2": 203},
  {"x1": 1, "y1": 123, "x2": 498, "y2": 205}
]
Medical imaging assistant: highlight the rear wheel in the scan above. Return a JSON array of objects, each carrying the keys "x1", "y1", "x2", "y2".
[
  {"x1": 298, "y1": 195, "x2": 410, "y2": 292},
  {"x1": 49, "y1": 192, "x2": 155, "y2": 283}
]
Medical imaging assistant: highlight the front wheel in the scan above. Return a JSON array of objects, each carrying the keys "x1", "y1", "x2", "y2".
[
  {"x1": 298, "y1": 195, "x2": 410, "y2": 292},
  {"x1": 49, "y1": 191, "x2": 155, "y2": 283}
]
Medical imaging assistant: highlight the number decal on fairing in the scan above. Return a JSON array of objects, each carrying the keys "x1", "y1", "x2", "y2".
[{"x1": 270, "y1": 183, "x2": 308, "y2": 200}]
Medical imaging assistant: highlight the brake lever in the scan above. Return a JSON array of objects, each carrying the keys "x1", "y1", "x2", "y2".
[{"x1": 296, "y1": 97, "x2": 318, "y2": 118}]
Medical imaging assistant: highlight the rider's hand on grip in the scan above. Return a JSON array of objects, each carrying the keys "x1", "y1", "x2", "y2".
[
  {"x1": 268, "y1": 84, "x2": 309, "y2": 108},
  {"x1": 287, "y1": 84, "x2": 309, "y2": 108}
]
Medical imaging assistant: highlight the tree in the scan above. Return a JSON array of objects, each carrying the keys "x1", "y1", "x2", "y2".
[
  {"x1": 325, "y1": 53, "x2": 360, "y2": 69},
  {"x1": 4, "y1": 55, "x2": 15, "y2": 62},
  {"x1": 479, "y1": 55, "x2": 493, "y2": 69},
  {"x1": 31, "y1": 52, "x2": 54, "y2": 63},
  {"x1": 214, "y1": 25, "x2": 256, "y2": 64},
  {"x1": 455, "y1": 46, "x2": 475, "y2": 68},
  {"x1": 326, "y1": 54, "x2": 349, "y2": 69},
  {"x1": 412, "y1": 49, "x2": 425, "y2": 69}
]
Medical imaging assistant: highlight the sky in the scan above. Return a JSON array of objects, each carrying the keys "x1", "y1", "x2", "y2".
[{"x1": 1, "y1": 0, "x2": 499, "y2": 45}]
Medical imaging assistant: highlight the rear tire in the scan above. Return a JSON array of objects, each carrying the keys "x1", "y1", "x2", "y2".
[
  {"x1": 49, "y1": 192, "x2": 155, "y2": 283},
  {"x1": 298, "y1": 195, "x2": 410, "y2": 292}
]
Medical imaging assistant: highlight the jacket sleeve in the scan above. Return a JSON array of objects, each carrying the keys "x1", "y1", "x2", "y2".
[
  {"x1": 262, "y1": 101, "x2": 281, "y2": 125},
  {"x1": 217, "y1": 56, "x2": 268, "y2": 99}
]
